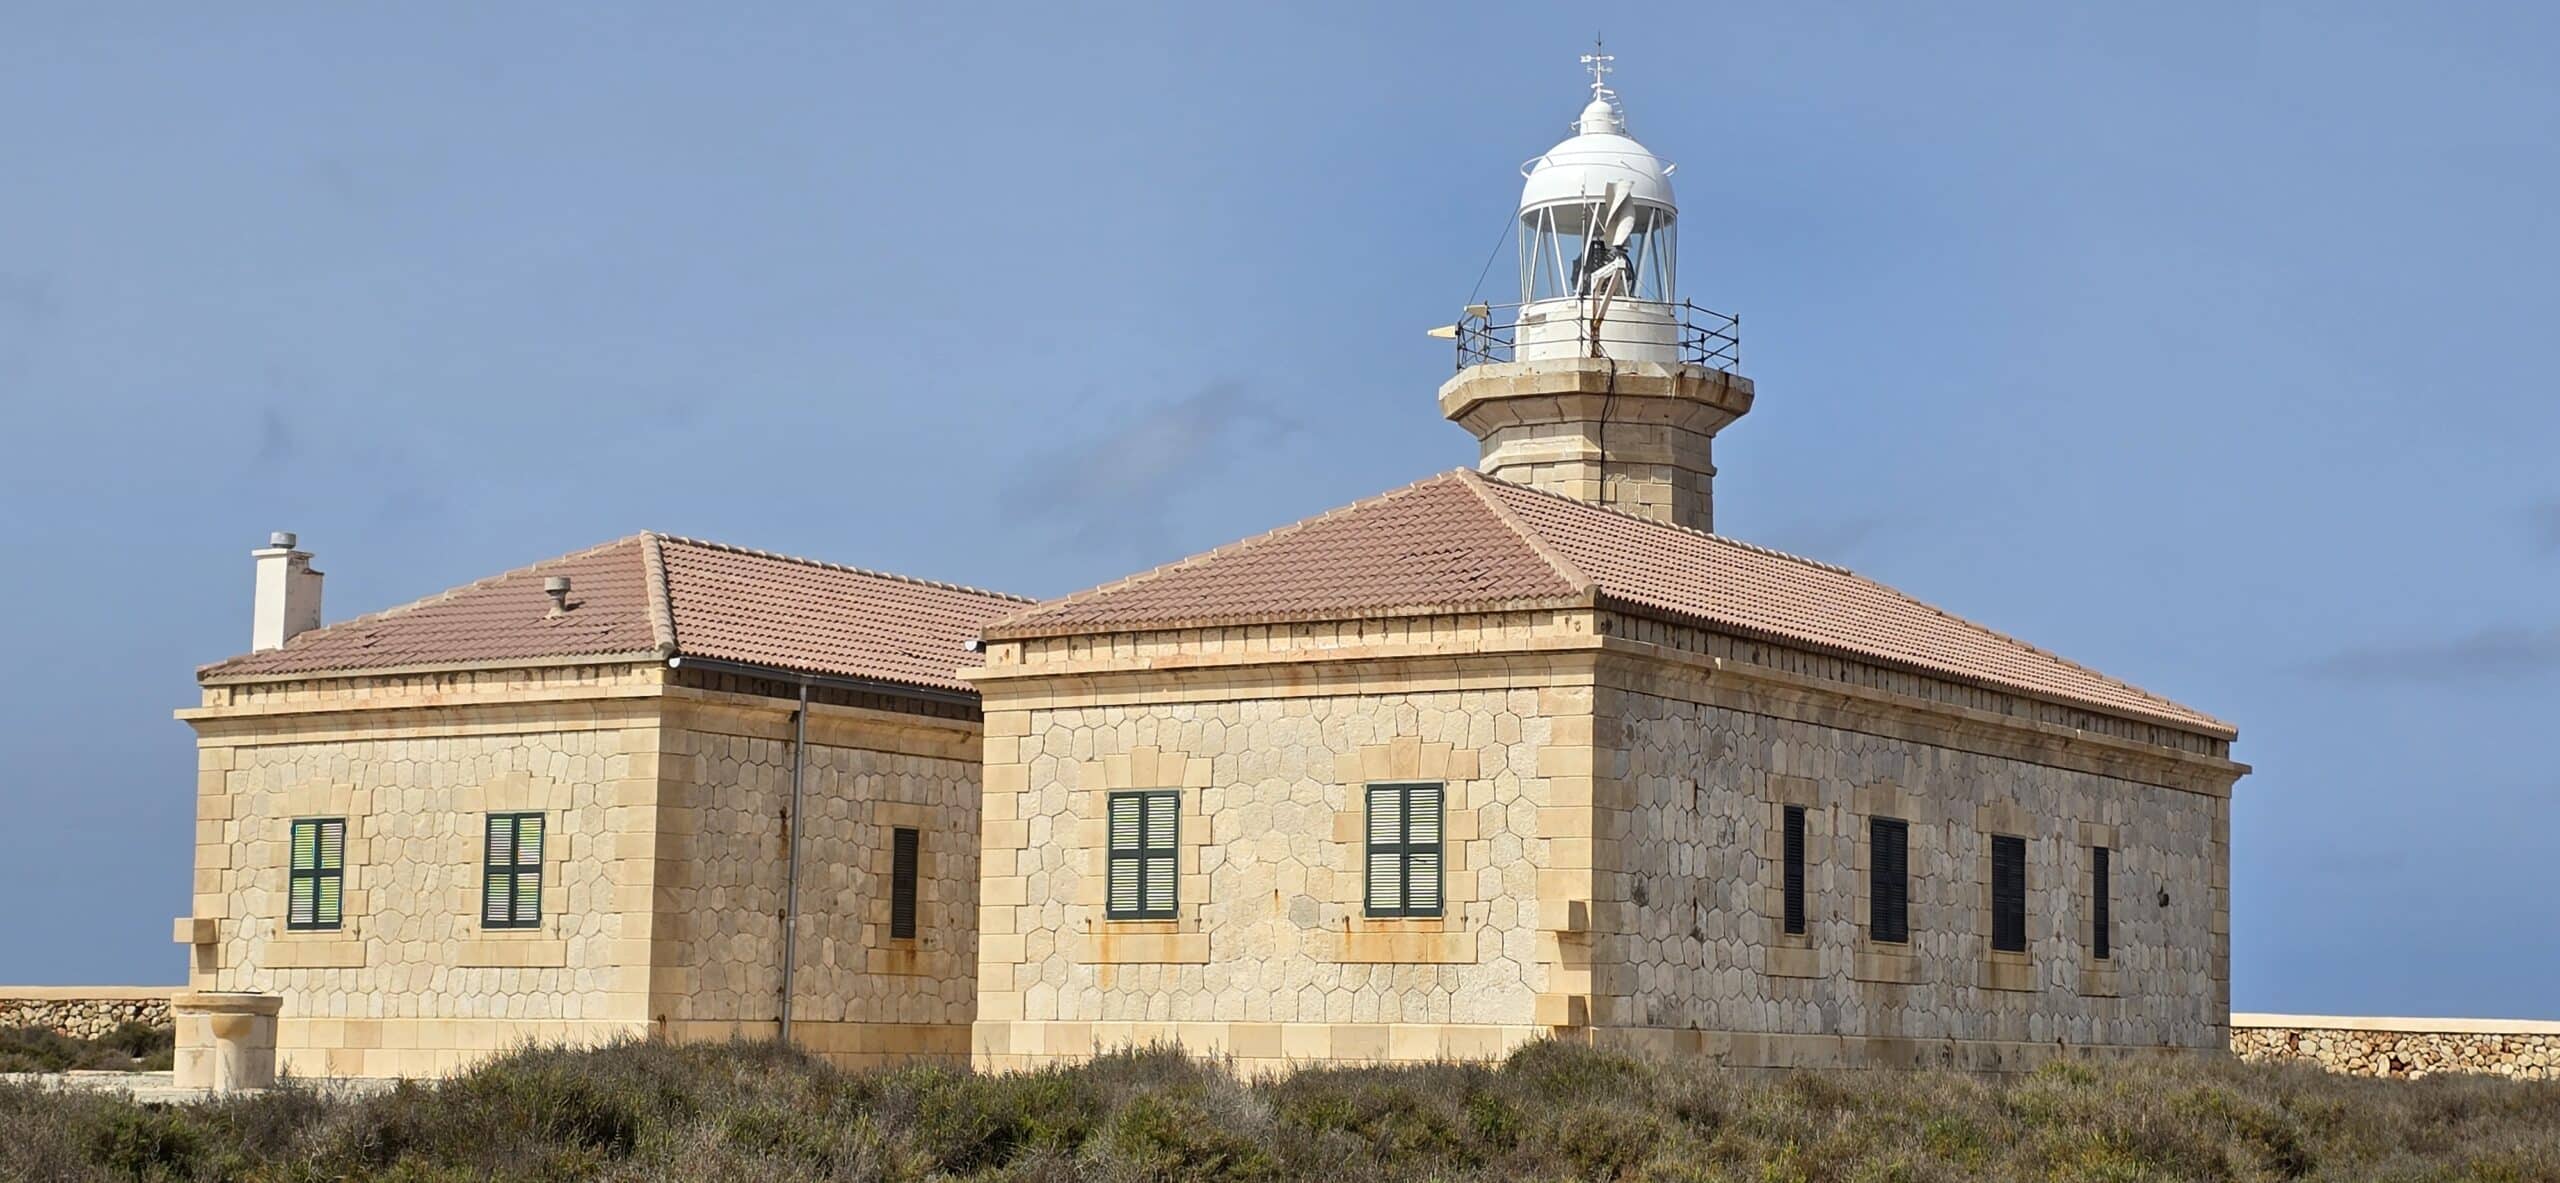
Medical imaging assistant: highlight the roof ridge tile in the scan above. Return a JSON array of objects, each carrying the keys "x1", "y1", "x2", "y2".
[
  {"x1": 1454, "y1": 468, "x2": 1597, "y2": 595},
  {"x1": 639, "y1": 531, "x2": 679, "y2": 656},
  {"x1": 652, "y1": 533, "x2": 1033, "y2": 604}
]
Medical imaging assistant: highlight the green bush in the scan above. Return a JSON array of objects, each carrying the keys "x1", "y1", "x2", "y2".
[
  {"x1": 0, "y1": 1023, "x2": 175, "y2": 1074},
  {"x1": 0, "y1": 1037, "x2": 2554, "y2": 1182}
]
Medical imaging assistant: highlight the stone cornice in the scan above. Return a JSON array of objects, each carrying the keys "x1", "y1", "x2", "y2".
[{"x1": 1594, "y1": 638, "x2": 2246, "y2": 796}]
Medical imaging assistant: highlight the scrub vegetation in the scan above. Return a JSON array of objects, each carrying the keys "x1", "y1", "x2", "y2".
[{"x1": 1, "y1": 1037, "x2": 2553, "y2": 1182}]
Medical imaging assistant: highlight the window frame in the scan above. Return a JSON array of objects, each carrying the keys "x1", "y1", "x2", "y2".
[
  {"x1": 287, "y1": 817, "x2": 346, "y2": 932},
  {"x1": 1990, "y1": 833, "x2": 2028, "y2": 953},
  {"x1": 1868, "y1": 815, "x2": 1910, "y2": 945},
  {"x1": 481, "y1": 812, "x2": 546, "y2": 931},
  {"x1": 1363, "y1": 781, "x2": 1446, "y2": 919},
  {"x1": 1104, "y1": 790, "x2": 1180, "y2": 921},
  {"x1": 889, "y1": 826, "x2": 921, "y2": 940}
]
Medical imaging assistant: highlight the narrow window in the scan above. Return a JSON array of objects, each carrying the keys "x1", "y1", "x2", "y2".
[
  {"x1": 1991, "y1": 834, "x2": 2027, "y2": 953},
  {"x1": 1781, "y1": 804, "x2": 1808, "y2": 935},
  {"x1": 481, "y1": 813, "x2": 545, "y2": 929},
  {"x1": 889, "y1": 826, "x2": 920, "y2": 940},
  {"x1": 1868, "y1": 816, "x2": 1909, "y2": 944},
  {"x1": 287, "y1": 818, "x2": 345, "y2": 931},
  {"x1": 2092, "y1": 846, "x2": 2112, "y2": 961},
  {"x1": 1106, "y1": 791, "x2": 1178, "y2": 920},
  {"x1": 1365, "y1": 782, "x2": 1445, "y2": 918}
]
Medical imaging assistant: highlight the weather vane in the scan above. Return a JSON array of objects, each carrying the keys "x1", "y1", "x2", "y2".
[{"x1": 1580, "y1": 34, "x2": 1614, "y2": 101}]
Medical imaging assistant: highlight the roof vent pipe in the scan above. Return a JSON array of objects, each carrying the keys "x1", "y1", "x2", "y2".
[
  {"x1": 251, "y1": 532, "x2": 324, "y2": 652},
  {"x1": 544, "y1": 575, "x2": 573, "y2": 616}
]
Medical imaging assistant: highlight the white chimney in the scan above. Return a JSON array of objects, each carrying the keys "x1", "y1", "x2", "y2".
[{"x1": 251, "y1": 531, "x2": 324, "y2": 652}]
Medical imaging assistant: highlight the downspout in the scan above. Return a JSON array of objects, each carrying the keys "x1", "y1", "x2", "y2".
[{"x1": 778, "y1": 681, "x2": 809, "y2": 1045}]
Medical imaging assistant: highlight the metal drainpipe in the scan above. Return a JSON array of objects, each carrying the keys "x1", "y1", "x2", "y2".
[{"x1": 778, "y1": 681, "x2": 809, "y2": 1045}]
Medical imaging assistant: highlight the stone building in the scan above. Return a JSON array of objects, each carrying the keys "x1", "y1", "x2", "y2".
[
  {"x1": 175, "y1": 532, "x2": 1024, "y2": 1080},
  {"x1": 962, "y1": 67, "x2": 2243, "y2": 1074},
  {"x1": 175, "y1": 58, "x2": 2241, "y2": 1082}
]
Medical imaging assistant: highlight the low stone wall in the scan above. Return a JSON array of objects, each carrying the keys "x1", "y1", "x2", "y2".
[
  {"x1": 0, "y1": 987, "x2": 178, "y2": 1040},
  {"x1": 2232, "y1": 1013, "x2": 2560, "y2": 1080}
]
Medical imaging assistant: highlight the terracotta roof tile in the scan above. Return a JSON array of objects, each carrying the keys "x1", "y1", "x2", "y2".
[
  {"x1": 1474, "y1": 476, "x2": 2231, "y2": 735},
  {"x1": 655, "y1": 536, "x2": 1030, "y2": 693},
  {"x1": 200, "y1": 534, "x2": 1029, "y2": 695},
  {"x1": 197, "y1": 536, "x2": 662, "y2": 679},
  {"x1": 987, "y1": 474, "x2": 1588, "y2": 635},
  {"x1": 986, "y1": 470, "x2": 2231, "y2": 736}
]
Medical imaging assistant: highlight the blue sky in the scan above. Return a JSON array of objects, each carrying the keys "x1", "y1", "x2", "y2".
[{"x1": 1, "y1": 4, "x2": 2552, "y2": 1016}]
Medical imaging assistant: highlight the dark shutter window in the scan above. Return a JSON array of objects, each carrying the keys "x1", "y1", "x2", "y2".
[
  {"x1": 1781, "y1": 804, "x2": 1807, "y2": 935},
  {"x1": 481, "y1": 813, "x2": 544, "y2": 929},
  {"x1": 890, "y1": 826, "x2": 921, "y2": 939},
  {"x1": 1106, "y1": 791, "x2": 1179, "y2": 920},
  {"x1": 2092, "y1": 846, "x2": 2112, "y2": 961},
  {"x1": 1991, "y1": 834, "x2": 2027, "y2": 953},
  {"x1": 1869, "y1": 816, "x2": 1909, "y2": 944},
  {"x1": 1365, "y1": 782, "x2": 1445, "y2": 918},
  {"x1": 287, "y1": 818, "x2": 345, "y2": 931}
]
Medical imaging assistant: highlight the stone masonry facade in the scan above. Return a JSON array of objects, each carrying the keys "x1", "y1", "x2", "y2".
[
  {"x1": 177, "y1": 662, "x2": 980, "y2": 1078},
  {"x1": 968, "y1": 605, "x2": 2242, "y2": 1075}
]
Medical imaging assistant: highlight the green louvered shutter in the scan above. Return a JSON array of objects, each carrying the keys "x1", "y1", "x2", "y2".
[
  {"x1": 1991, "y1": 834, "x2": 2027, "y2": 953},
  {"x1": 1404, "y1": 783, "x2": 1443, "y2": 918},
  {"x1": 512, "y1": 815, "x2": 543, "y2": 926},
  {"x1": 1106, "y1": 792, "x2": 1177, "y2": 920},
  {"x1": 1870, "y1": 816, "x2": 1909, "y2": 944},
  {"x1": 2092, "y1": 846, "x2": 2112, "y2": 961},
  {"x1": 483, "y1": 813, "x2": 544, "y2": 929},
  {"x1": 1365, "y1": 784, "x2": 1404, "y2": 915},
  {"x1": 1781, "y1": 804, "x2": 1808, "y2": 935},
  {"x1": 288, "y1": 818, "x2": 345, "y2": 931},
  {"x1": 890, "y1": 826, "x2": 920, "y2": 939},
  {"x1": 1106, "y1": 794, "x2": 1143, "y2": 917},
  {"x1": 1141, "y1": 794, "x2": 1178, "y2": 918},
  {"x1": 1366, "y1": 783, "x2": 1445, "y2": 918}
]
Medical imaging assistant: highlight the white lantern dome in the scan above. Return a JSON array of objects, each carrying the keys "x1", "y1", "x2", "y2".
[{"x1": 1519, "y1": 97, "x2": 1676, "y2": 216}]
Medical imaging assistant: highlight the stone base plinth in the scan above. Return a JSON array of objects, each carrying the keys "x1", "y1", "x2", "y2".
[{"x1": 173, "y1": 992, "x2": 282, "y2": 1093}]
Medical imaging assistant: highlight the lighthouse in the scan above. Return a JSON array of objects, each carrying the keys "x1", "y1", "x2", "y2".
[{"x1": 1439, "y1": 49, "x2": 1754, "y2": 533}]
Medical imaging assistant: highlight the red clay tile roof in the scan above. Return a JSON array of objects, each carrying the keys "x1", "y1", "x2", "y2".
[
  {"x1": 987, "y1": 470, "x2": 2231, "y2": 736},
  {"x1": 199, "y1": 534, "x2": 1030, "y2": 695}
]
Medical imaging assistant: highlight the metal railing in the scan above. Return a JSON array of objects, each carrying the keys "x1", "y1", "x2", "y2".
[{"x1": 1452, "y1": 299, "x2": 1740, "y2": 373}]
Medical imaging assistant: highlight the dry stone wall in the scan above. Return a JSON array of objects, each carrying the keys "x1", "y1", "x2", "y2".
[
  {"x1": 2233, "y1": 1016, "x2": 2560, "y2": 1080},
  {"x1": 0, "y1": 989, "x2": 174, "y2": 1038}
]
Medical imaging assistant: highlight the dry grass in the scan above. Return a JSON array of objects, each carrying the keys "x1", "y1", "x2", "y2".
[{"x1": 1, "y1": 1038, "x2": 2554, "y2": 1182}]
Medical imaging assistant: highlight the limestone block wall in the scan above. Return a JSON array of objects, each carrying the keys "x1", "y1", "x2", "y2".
[
  {"x1": 181, "y1": 664, "x2": 671, "y2": 1078},
  {"x1": 651, "y1": 692, "x2": 981, "y2": 1066},
  {"x1": 2233, "y1": 1015, "x2": 2560, "y2": 1080},
  {"x1": 1595, "y1": 678, "x2": 2229, "y2": 1069},
  {"x1": 974, "y1": 675, "x2": 1579, "y2": 1073},
  {"x1": 0, "y1": 988, "x2": 176, "y2": 1039}
]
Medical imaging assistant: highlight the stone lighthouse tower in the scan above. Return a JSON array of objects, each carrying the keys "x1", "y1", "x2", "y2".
[{"x1": 1439, "y1": 51, "x2": 1753, "y2": 532}]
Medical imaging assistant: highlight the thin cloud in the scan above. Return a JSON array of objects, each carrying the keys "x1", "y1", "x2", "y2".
[
  {"x1": 2306, "y1": 627, "x2": 2560, "y2": 683},
  {"x1": 1000, "y1": 382, "x2": 1301, "y2": 558},
  {"x1": 256, "y1": 405, "x2": 297, "y2": 465},
  {"x1": 1758, "y1": 514, "x2": 1900, "y2": 565},
  {"x1": 2529, "y1": 498, "x2": 2560, "y2": 557}
]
